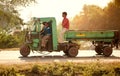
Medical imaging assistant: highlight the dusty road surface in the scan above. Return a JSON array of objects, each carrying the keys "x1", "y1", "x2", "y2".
[{"x1": 0, "y1": 50, "x2": 120, "y2": 64}]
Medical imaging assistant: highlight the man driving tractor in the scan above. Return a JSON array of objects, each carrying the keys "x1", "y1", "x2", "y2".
[{"x1": 40, "y1": 22, "x2": 52, "y2": 49}]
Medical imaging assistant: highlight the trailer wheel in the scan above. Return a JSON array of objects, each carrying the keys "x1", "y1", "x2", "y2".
[
  {"x1": 103, "y1": 46, "x2": 113, "y2": 57},
  {"x1": 68, "y1": 47, "x2": 78, "y2": 57},
  {"x1": 20, "y1": 44, "x2": 30, "y2": 57},
  {"x1": 95, "y1": 46, "x2": 103, "y2": 55}
]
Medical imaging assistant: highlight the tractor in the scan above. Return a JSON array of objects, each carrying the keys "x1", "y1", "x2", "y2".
[{"x1": 20, "y1": 17, "x2": 119, "y2": 57}]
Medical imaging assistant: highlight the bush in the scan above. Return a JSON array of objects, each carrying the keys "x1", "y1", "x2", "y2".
[
  {"x1": 0, "y1": 67, "x2": 16, "y2": 76},
  {"x1": 0, "y1": 33, "x2": 18, "y2": 48},
  {"x1": 0, "y1": 31, "x2": 25, "y2": 49},
  {"x1": 0, "y1": 62, "x2": 120, "y2": 76},
  {"x1": 1, "y1": 62, "x2": 120, "y2": 76}
]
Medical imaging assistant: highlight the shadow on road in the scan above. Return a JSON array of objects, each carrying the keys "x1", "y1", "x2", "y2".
[{"x1": 19, "y1": 55, "x2": 120, "y2": 63}]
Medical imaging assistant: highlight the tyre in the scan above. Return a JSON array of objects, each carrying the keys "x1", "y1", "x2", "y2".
[
  {"x1": 103, "y1": 46, "x2": 113, "y2": 57},
  {"x1": 68, "y1": 47, "x2": 78, "y2": 57},
  {"x1": 95, "y1": 46, "x2": 103, "y2": 55},
  {"x1": 20, "y1": 44, "x2": 30, "y2": 57}
]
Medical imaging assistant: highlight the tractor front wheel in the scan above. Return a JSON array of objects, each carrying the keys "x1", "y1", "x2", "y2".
[{"x1": 20, "y1": 44, "x2": 30, "y2": 57}]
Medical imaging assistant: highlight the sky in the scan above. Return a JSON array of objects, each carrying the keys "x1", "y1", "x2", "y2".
[{"x1": 19, "y1": 0, "x2": 112, "y2": 24}]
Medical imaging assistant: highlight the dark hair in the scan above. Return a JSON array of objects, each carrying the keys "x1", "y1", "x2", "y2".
[
  {"x1": 62, "y1": 12, "x2": 67, "y2": 15},
  {"x1": 42, "y1": 22, "x2": 47, "y2": 25}
]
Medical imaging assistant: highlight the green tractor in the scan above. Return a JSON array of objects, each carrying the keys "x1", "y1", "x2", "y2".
[
  {"x1": 20, "y1": 17, "x2": 79, "y2": 57},
  {"x1": 20, "y1": 17, "x2": 119, "y2": 57}
]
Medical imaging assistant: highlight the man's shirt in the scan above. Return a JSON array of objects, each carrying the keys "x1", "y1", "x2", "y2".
[
  {"x1": 44, "y1": 27, "x2": 51, "y2": 35},
  {"x1": 62, "y1": 17, "x2": 69, "y2": 29}
]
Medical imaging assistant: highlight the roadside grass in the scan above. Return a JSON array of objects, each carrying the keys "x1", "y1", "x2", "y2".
[{"x1": 0, "y1": 62, "x2": 120, "y2": 76}]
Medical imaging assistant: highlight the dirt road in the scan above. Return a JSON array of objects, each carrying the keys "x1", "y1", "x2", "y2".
[{"x1": 0, "y1": 50, "x2": 120, "y2": 64}]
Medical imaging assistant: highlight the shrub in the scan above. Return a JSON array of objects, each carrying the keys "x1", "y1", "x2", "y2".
[
  {"x1": 0, "y1": 62, "x2": 120, "y2": 76},
  {"x1": 0, "y1": 33, "x2": 18, "y2": 48},
  {"x1": 0, "y1": 31, "x2": 25, "y2": 49},
  {"x1": 0, "y1": 67, "x2": 16, "y2": 76}
]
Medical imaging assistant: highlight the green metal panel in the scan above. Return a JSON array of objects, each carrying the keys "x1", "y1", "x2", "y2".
[
  {"x1": 32, "y1": 39, "x2": 39, "y2": 48},
  {"x1": 30, "y1": 18, "x2": 41, "y2": 49},
  {"x1": 39, "y1": 17, "x2": 58, "y2": 50},
  {"x1": 33, "y1": 43, "x2": 38, "y2": 48},
  {"x1": 33, "y1": 18, "x2": 41, "y2": 32},
  {"x1": 33, "y1": 39, "x2": 39, "y2": 43},
  {"x1": 65, "y1": 30, "x2": 115, "y2": 41}
]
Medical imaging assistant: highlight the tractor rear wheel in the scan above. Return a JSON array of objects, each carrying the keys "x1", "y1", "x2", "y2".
[
  {"x1": 20, "y1": 44, "x2": 30, "y2": 57},
  {"x1": 68, "y1": 47, "x2": 78, "y2": 57},
  {"x1": 103, "y1": 46, "x2": 113, "y2": 57},
  {"x1": 95, "y1": 46, "x2": 103, "y2": 55}
]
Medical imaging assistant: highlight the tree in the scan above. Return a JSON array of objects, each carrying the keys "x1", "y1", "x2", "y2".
[
  {"x1": 0, "y1": 0, "x2": 35, "y2": 6},
  {"x1": 72, "y1": 5, "x2": 105, "y2": 30},
  {"x1": 114, "y1": 0, "x2": 120, "y2": 7},
  {"x1": 104, "y1": 2, "x2": 120, "y2": 30},
  {"x1": 0, "y1": 0, "x2": 36, "y2": 31},
  {"x1": 72, "y1": 2, "x2": 120, "y2": 31}
]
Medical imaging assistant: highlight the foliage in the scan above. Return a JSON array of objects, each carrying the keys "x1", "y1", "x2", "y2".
[
  {"x1": 9, "y1": 0, "x2": 36, "y2": 6},
  {"x1": 71, "y1": 5, "x2": 104, "y2": 30},
  {"x1": 114, "y1": 0, "x2": 120, "y2": 7},
  {"x1": 0, "y1": 0, "x2": 35, "y2": 49},
  {"x1": 0, "y1": 0, "x2": 36, "y2": 31},
  {"x1": 0, "y1": 9, "x2": 23, "y2": 30},
  {"x1": 0, "y1": 33, "x2": 18, "y2": 48},
  {"x1": 0, "y1": 0, "x2": 36, "y2": 6},
  {"x1": 0, "y1": 30, "x2": 25, "y2": 49},
  {"x1": 0, "y1": 62, "x2": 120, "y2": 76},
  {"x1": 104, "y1": 2, "x2": 120, "y2": 30},
  {"x1": 71, "y1": 2, "x2": 120, "y2": 31},
  {"x1": 0, "y1": 67, "x2": 16, "y2": 76},
  {"x1": 13, "y1": 30, "x2": 26, "y2": 47}
]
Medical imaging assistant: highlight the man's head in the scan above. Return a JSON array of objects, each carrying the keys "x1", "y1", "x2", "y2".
[
  {"x1": 62, "y1": 12, "x2": 67, "y2": 18},
  {"x1": 43, "y1": 22, "x2": 49, "y2": 27}
]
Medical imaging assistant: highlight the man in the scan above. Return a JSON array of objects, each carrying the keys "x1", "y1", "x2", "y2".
[
  {"x1": 58, "y1": 12, "x2": 69, "y2": 43},
  {"x1": 41, "y1": 22, "x2": 51, "y2": 49}
]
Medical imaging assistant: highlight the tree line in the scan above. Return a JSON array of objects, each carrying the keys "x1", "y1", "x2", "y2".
[
  {"x1": 71, "y1": 1, "x2": 120, "y2": 31},
  {"x1": 0, "y1": 0, "x2": 120, "y2": 31}
]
